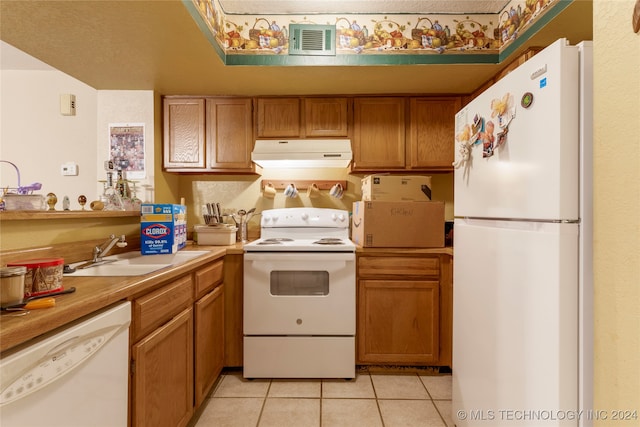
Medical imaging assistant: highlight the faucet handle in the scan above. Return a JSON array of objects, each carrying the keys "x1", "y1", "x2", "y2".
[{"x1": 116, "y1": 235, "x2": 128, "y2": 248}]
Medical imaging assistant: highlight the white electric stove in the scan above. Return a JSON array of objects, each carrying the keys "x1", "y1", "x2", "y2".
[{"x1": 243, "y1": 208, "x2": 356, "y2": 379}]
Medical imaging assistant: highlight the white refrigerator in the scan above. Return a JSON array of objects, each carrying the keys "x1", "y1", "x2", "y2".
[{"x1": 452, "y1": 38, "x2": 593, "y2": 427}]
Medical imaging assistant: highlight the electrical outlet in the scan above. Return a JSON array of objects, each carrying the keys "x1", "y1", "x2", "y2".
[{"x1": 61, "y1": 162, "x2": 78, "y2": 176}]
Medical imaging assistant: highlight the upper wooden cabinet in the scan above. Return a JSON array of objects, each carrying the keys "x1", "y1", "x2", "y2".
[
  {"x1": 352, "y1": 97, "x2": 406, "y2": 170},
  {"x1": 256, "y1": 98, "x2": 301, "y2": 138},
  {"x1": 206, "y1": 98, "x2": 253, "y2": 171},
  {"x1": 407, "y1": 97, "x2": 461, "y2": 170},
  {"x1": 163, "y1": 95, "x2": 460, "y2": 174},
  {"x1": 303, "y1": 97, "x2": 349, "y2": 137},
  {"x1": 352, "y1": 96, "x2": 460, "y2": 172},
  {"x1": 256, "y1": 97, "x2": 349, "y2": 139},
  {"x1": 163, "y1": 98, "x2": 206, "y2": 169},
  {"x1": 162, "y1": 97, "x2": 254, "y2": 173}
]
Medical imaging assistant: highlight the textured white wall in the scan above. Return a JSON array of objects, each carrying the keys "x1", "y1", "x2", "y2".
[
  {"x1": 0, "y1": 43, "x2": 98, "y2": 207},
  {"x1": 0, "y1": 42, "x2": 155, "y2": 210},
  {"x1": 593, "y1": 0, "x2": 640, "y2": 421}
]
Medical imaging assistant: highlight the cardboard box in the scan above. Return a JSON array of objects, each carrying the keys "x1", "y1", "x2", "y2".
[
  {"x1": 140, "y1": 204, "x2": 187, "y2": 254},
  {"x1": 361, "y1": 174, "x2": 432, "y2": 202},
  {"x1": 351, "y1": 201, "x2": 444, "y2": 248}
]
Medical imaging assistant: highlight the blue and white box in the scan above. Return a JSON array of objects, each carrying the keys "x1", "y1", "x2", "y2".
[{"x1": 140, "y1": 204, "x2": 187, "y2": 254}]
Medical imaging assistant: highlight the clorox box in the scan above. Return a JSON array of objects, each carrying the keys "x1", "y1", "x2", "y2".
[{"x1": 140, "y1": 204, "x2": 187, "y2": 254}]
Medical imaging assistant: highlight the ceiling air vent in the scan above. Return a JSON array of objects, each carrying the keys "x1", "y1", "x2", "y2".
[{"x1": 289, "y1": 24, "x2": 336, "y2": 56}]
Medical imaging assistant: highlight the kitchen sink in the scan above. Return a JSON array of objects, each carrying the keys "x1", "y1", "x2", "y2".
[
  {"x1": 107, "y1": 250, "x2": 210, "y2": 265},
  {"x1": 64, "y1": 250, "x2": 210, "y2": 276}
]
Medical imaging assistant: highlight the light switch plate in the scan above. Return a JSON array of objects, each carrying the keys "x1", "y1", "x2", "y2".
[{"x1": 60, "y1": 94, "x2": 76, "y2": 116}]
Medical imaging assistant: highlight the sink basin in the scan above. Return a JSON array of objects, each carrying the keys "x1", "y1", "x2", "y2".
[
  {"x1": 64, "y1": 250, "x2": 210, "y2": 277},
  {"x1": 65, "y1": 263, "x2": 170, "y2": 277},
  {"x1": 108, "y1": 250, "x2": 210, "y2": 265}
]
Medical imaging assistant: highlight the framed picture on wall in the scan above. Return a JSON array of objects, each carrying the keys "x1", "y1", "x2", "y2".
[{"x1": 108, "y1": 123, "x2": 145, "y2": 179}]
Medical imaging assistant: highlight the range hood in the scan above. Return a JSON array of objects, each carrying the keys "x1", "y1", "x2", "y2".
[{"x1": 251, "y1": 139, "x2": 352, "y2": 168}]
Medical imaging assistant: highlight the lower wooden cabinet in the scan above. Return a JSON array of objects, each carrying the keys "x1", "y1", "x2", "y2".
[
  {"x1": 132, "y1": 307, "x2": 194, "y2": 427},
  {"x1": 129, "y1": 256, "x2": 226, "y2": 426},
  {"x1": 356, "y1": 252, "x2": 452, "y2": 367},
  {"x1": 358, "y1": 279, "x2": 440, "y2": 364},
  {"x1": 194, "y1": 284, "x2": 224, "y2": 407}
]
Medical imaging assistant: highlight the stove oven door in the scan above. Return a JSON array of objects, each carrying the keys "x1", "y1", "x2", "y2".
[{"x1": 243, "y1": 252, "x2": 355, "y2": 336}]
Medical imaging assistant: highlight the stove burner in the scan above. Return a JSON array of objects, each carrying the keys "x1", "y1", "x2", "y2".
[
  {"x1": 256, "y1": 237, "x2": 294, "y2": 245},
  {"x1": 313, "y1": 238, "x2": 345, "y2": 245}
]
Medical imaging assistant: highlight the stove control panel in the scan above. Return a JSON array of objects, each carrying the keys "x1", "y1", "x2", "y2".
[{"x1": 261, "y1": 208, "x2": 349, "y2": 228}]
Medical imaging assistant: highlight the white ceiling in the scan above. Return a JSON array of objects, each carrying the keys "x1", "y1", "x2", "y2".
[{"x1": 218, "y1": 0, "x2": 511, "y2": 15}]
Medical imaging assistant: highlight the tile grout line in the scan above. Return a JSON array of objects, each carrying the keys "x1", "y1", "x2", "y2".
[
  {"x1": 368, "y1": 371, "x2": 388, "y2": 427},
  {"x1": 418, "y1": 374, "x2": 450, "y2": 427},
  {"x1": 254, "y1": 378, "x2": 272, "y2": 427}
]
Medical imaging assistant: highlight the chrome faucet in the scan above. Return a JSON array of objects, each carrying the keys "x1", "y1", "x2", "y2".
[{"x1": 92, "y1": 234, "x2": 127, "y2": 263}]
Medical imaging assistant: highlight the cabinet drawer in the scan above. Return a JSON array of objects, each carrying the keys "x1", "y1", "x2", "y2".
[
  {"x1": 194, "y1": 259, "x2": 224, "y2": 299},
  {"x1": 133, "y1": 275, "x2": 193, "y2": 341},
  {"x1": 358, "y1": 256, "x2": 439, "y2": 277}
]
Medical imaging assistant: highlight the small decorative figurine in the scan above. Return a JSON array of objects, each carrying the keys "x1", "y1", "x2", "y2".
[
  {"x1": 78, "y1": 195, "x2": 87, "y2": 210},
  {"x1": 46, "y1": 193, "x2": 58, "y2": 211},
  {"x1": 62, "y1": 195, "x2": 70, "y2": 211}
]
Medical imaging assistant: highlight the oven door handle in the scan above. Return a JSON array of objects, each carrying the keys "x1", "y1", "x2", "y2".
[{"x1": 244, "y1": 252, "x2": 354, "y2": 263}]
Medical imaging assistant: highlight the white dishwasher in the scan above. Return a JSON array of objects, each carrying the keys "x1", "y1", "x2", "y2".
[{"x1": 0, "y1": 301, "x2": 131, "y2": 427}]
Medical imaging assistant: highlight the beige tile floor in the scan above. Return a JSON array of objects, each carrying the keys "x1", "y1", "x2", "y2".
[{"x1": 191, "y1": 370, "x2": 454, "y2": 427}]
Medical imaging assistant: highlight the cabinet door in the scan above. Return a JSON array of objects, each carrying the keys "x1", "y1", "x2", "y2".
[
  {"x1": 408, "y1": 97, "x2": 461, "y2": 170},
  {"x1": 304, "y1": 97, "x2": 349, "y2": 137},
  {"x1": 358, "y1": 279, "x2": 439, "y2": 364},
  {"x1": 163, "y1": 98, "x2": 206, "y2": 169},
  {"x1": 256, "y1": 98, "x2": 301, "y2": 138},
  {"x1": 352, "y1": 97, "x2": 405, "y2": 170},
  {"x1": 194, "y1": 284, "x2": 224, "y2": 407},
  {"x1": 132, "y1": 308, "x2": 194, "y2": 427},
  {"x1": 207, "y1": 98, "x2": 254, "y2": 171}
]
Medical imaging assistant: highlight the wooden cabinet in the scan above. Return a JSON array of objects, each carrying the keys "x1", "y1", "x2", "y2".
[
  {"x1": 222, "y1": 253, "x2": 243, "y2": 367},
  {"x1": 256, "y1": 97, "x2": 301, "y2": 138},
  {"x1": 163, "y1": 98, "x2": 206, "y2": 169},
  {"x1": 352, "y1": 97, "x2": 406, "y2": 170},
  {"x1": 206, "y1": 98, "x2": 254, "y2": 171},
  {"x1": 352, "y1": 96, "x2": 461, "y2": 172},
  {"x1": 130, "y1": 257, "x2": 227, "y2": 427},
  {"x1": 194, "y1": 260, "x2": 225, "y2": 407},
  {"x1": 163, "y1": 97, "x2": 254, "y2": 173},
  {"x1": 256, "y1": 97, "x2": 349, "y2": 139},
  {"x1": 408, "y1": 97, "x2": 461, "y2": 170},
  {"x1": 356, "y1": 253, "x2": 452, "y2": 366},
  {"x1": 131, "y1": 275, "x2": 193, "y2": 342},
  {"x1": 303, "y1": 97, "x2": 349, "y2": 137},
  {"x1": 194, "y1": 286, "x2": 224, "y2": 406},
  {"x1": 132, "y1": 306, "x2": 194, "y2": 427},
  {"x1": 164, "y1": 94, "x2": 460, "y2": 173}
]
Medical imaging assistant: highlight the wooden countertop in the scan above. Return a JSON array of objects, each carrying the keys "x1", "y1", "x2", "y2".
[
  {"x1": 0, "y1": 244, "x2": 240, "y2": 354},
  {"x1": 0, "y1": 241, "x2": 451, "y2": 354}
]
